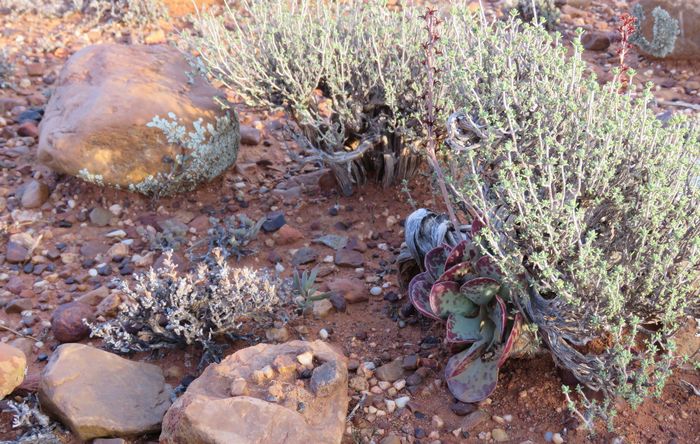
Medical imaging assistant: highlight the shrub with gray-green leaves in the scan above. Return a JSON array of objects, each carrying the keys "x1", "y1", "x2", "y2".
[
  {"x1": 0, "y1": 0, "x2": 168, "y2": 27},
  {"x1": 441, "y1": 9, "x2": 700, "y2": 429},
  {"x1": 184, "y1": 0, "x2": 426, "y2": 195},
  {"x1": 89, "y1": 250, "x2": 283, "y2": 360}
]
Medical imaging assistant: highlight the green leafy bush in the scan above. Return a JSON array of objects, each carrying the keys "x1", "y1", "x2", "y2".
[
  {"x1": 438, "y1": 10, "x2": 700, "y2": 428},
  {"x1": 184, "y1": 0, "x2": 426, "y2": 195}
]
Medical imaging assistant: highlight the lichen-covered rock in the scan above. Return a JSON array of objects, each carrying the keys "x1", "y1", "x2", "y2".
[
  {"x1": 38, "y1": 44, "x2": 240, "y2": 196},
  {"x1": 632, "y1": 0, "x2": 700, "y2": 59},
  {"x1": 0, "y1": 343, "x2": 26, "y2": 399},
  {"x1": 160, "y1": 340, "x2": 348, "y2": 444},
  {"x1": 39, "y1": 344, "x2": 172, "y2": 441}
]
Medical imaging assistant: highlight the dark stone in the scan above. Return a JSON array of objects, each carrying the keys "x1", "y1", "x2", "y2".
[
  {"x1": 450, "y1": 401, "x2": 478, "y2": 416},
  {"x1": 402, "y1": 355, "x2": 419, "y2": 371},
  {"x1": 96, "y1": 264, "x2": 112, "y2": 276},
  {"x1": 329, "y1": 292, "x2": 347, "y2": 312},
  {"x1": 292, "y1": 247, "x2": 318, "y2": 266},
  {"x1": 328, "y1": 206, "x2": 339, "y2": 216},
  {"x1": 383, "y1": 291, "x2": 399, "y2": 303},
  {"x1": 262, "y1": 212, "x2": 286, "y2": 233},
  {"x1": 51, "y1": 302, "x2": 94, "y2": 343},
  {"x1": 406, "y1": 372, "x2": 423, "y2": 387},
  {"x1": 22, "y1": 263, "x2": 34, "y2": 274},
  {"x1": 581, "y1": 31, "x2": 611, "y2": 51},
  {"x1": 415, "y1": 428, "x2": 426, "y2": 439},
  {"x1": 310, "y1": 361, "x2": 345, "y2": 397},
  {"x1": 17, "y1": 109, "x2": 43, "y2": 124}
]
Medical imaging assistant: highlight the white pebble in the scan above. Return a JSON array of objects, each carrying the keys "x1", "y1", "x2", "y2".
[
  {"x1": 370, "y1": 286, "x2": 382, "y2": 296},
  {"x1": 88, "y1": 269, "x2": 98, "y2": 277},
  {"x1": 109, "y1": 204, "x2": 122, "y2": 216},
  {"x1": 105, "y1": 229, "x2": 127, "y2": 238},
  {"x1": 394, "y1": 396, "x2": 410, "y2": 409},
  {"x1": 275, "y1": 263, "x2": 285, "y2": 273},
  {"x1": 319, "y1": 328, "x2": 329, "y2": 340},
  {"x1": 296, "y1": 352, "x2": 314, "y2": 367}
]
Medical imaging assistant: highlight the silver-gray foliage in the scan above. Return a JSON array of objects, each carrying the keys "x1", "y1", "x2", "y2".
[
  {"x1": 630, "y1": 4, "x2": 680, "y2": 58},
  {"x1": 0, "y1": 0, "x2": 168, "y2": 26},
  {"x1": 184, "y1": 0, "x2": 425, "y2": 195},
  {"x1": 88, "y1": 250, "x2": 282, "y2": 355}
]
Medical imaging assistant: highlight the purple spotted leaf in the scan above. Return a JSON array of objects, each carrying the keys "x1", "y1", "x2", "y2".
[
  {"x1": 471, "y1": 216, "x2": 486, "y2": 236},
  {"x1": 444, "y1": 239, "x2": 478, "y2": 270},
  {"x1": 488, "y1": 296, "x2": 507, "y2": 347},
  {"x1": 498, "y1": 313, "x2": 523, "y2": 367},
  {"x1": 446, "y1": 313, "x2": 483, "y2": 344},
  {"x1": 429, "y1": 281, "x2": 478, "y2": 319},
  {"x1": 460, "y1": 277, "x2": 501, "y2": 306},
  {"x1": 424, "y1": 245, "x2": 450, "y2": 281},
  {"x1": 445, "y1": 342, "x2": 500, "y2": 403},
  {"x1": 409, "y1": 272, "x2": 440, "y2": 320},
  {"x1": 475, "y1": 256, "x2": 502, "y2": 280},
  {"x1": 437, "y1": 261, "x2": 476, "y2": 285}
]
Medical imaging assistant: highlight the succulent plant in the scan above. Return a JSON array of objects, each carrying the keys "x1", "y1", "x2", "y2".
[{"x1": 407, "y1": 222, "x2": 524, "y2": 403}]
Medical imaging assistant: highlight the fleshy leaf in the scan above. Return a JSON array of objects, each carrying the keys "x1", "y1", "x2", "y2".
[
  {"x1": 445, "y1": 342, "x2": 500, "y2": 403},
  {"x1": 429, "y1": 281, "x2": 477, "y2": 319},
  {"x1": 488, "y1": 296, "x2": 507, "y2": 347},
  {"x1": 475, "y1": 256, "x2": 502, "y2": 280},
  {"x1": 424, "y1": 245, "x2": 450, "y2": 281},
  {"x1": 409, "y1": 273, "x2": 440, "y2": 320},
  {"x1": 444, "y1": 239, "x2": 478, "y2": 270},
  {"x1": 471, "y1": 216, "x2": 486, "y2": 236},
  {"x1": 498, "y1": 313, "x2": 523, "y2": 367},
  {"x1": 436, "y1": 262, "x2": 475, "y2": 284},
  {"x1": 446, "y1": 313, "x2": 483, "y2": 343},
  {"x1": 460, "y1": 277, "x2": 501, "y2": 306}
]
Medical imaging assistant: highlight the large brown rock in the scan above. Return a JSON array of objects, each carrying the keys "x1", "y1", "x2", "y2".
[
  {"x1": 634, "y1": 0, "x2": 700, "y2": 59},
  {"x1": 160, "y1": 340, "x2": 349, "y2": 444},
  {"x1": 39, "y1": 344, "x2": 172, "y2": 441},
  {"x1": 0, "y1": 343, "x2": 26, "y2": 399},
  {"x1": 38, "y1": 44, "x2": 240, "y2": 195}
]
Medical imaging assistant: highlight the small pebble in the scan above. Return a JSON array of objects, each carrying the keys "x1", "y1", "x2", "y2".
[
  {"x1": 395, "y1": 396, "x2": 410, "y2": 409},
  {"x1": 370, "y1": 286, "x2": 382, "y2": 296},
  {"x1": 319, "y1": 328, "x2": 329, "y2": 340}
]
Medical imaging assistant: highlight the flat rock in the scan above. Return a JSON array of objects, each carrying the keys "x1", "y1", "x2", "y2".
[
  {"x1": 37, "y1": 44, "x2": 240, "y2": 195},
  {"x1": 375, "y1": 359, "x2": 405, "y2": 383},
  {"x1": 0, "y1": 343, "x2": 26, "y2": 399},
  {"x1": 334, "y1": 248, "x2": 364, "y2": 268},
  {"x1": 327, "y1": 278, "x2": 367, "y2": 304},
  {"x1": 39, "y1": 344, "x2": 172, "y2": 441},
  {"x1": 292, "y1": 247, "x2": 318, "y2": 266},
  {"x1": 160, "y1": 340, "x2": 348, "y2": 444}
]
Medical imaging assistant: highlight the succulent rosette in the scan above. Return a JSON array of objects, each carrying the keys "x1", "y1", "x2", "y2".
[{"x1": 407, "y1": 224, "x2": 523, "y2": 403}]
